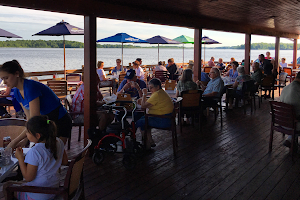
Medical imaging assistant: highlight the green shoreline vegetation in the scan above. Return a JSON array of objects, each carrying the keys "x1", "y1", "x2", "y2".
[{"x1": 0, "y1": 40, "x2": 299, "y2": 50}]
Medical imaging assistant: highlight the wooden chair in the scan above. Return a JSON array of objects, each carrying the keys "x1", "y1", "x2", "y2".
[
  {"x1": 7, "y1": 139, "x2": 92, "y2": 200},
  {"x1": 283, "y1": 68, "x2": 295, "y2": 83},
  {"x1": 260, "y1": 75, "x2": 275, "y2": 100},
  {"x1": 47, "y1": 80, "x2": 68, "y2": 100},
  {"x1": 239, "y1": 80, "x2": 256, "y2": 114},
  {"x1": 119, "y1": 74, "x2": 126, "y2": 85},
  {"x1": 0, "y1": 118, "x2": 27, "y2": 144},
  {"x1": 203, "y1": 67, "x2": 212, "y2": 73},
  {"x1": 144, "y1": 109, "x2": 178, "y2": 157},
  {"x1": 66, "y1": 74, "x2": 82, "y2": 93},
  {"x1": 99, "y1": 80, "x2": 114, "y2": 95},
  {"x1": 154, "y1": 71, "x2": 168, "y2": 83},
  {"x1": 274, "y1": 72, "x2": 288, "y2": 96},
  {"x1": 269, "y1": 101, "x2": 299, "y2": 160},
  {"x1": 65, "y1": 94, "x2": 83, "y2": 150},
  {"x1": 178, "y1": 90, "x2": 202, "y2": 133}
]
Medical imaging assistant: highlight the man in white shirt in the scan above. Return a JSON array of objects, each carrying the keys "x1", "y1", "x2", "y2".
[{"x1": 133, "y1": 60, "x2": 145, "y2": 80}]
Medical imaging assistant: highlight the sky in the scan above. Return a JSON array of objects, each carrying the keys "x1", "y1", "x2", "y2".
[{"x1": 0, "y1": 5, "x2": 294, "y2": 47}]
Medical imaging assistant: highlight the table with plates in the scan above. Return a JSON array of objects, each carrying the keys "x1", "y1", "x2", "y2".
[{"x1": 0, "y1": 148, "x2": 30, "y2": 182}]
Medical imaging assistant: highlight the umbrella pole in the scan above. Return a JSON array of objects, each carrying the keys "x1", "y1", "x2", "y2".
[
  {"x1": 183, "y1": 44, "x2": 184, "y2": 67},
  {"x1": 203, "y1": 44, "x2": 205, "y2": 66},
  {"x1": 122, "y1": 43, "x2": 124, "y2": 68},
  {"x1": 158, "y1": 43, "x2": 159, "y2": 64},
  {"x1": 63, "y1": 35, "x2": 66, "y2": 80}
]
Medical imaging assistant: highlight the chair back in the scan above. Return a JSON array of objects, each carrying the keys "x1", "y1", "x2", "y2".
[
  {"x1": 0, "y1": 118, "x2": 27, "y2": 145},
  {"x1": 155, "y1": 71, "x2": 168, "y2": 83},
  {"x1": 278, "y1": 72, "x2": 288, "y2": 85},
  {"x1": 66, "y1": 74, "x2": 82, "y2": 82},
  {"x1": 269, "y1": 101, "x2": 296, "y2": 129},
  {"x1": 261, "y1": 75, "x2": 274, "y2": 87},
  {"x1": 283, "y1": 68, "x2": 292, "y2": 76},
  {"x1": 242, "y1": 80, "x2": 256, "y2": 94},
  {"x1": 47, "y1": 80, "x2": 67, "y2": 97},
  {"x1": 119, "y1": 74, "x2": 126, "y2": 85},
  {"x1": 165, "y1": 80, "x2": 176, "y2": 90},
  {"x1": 181, "y1": 90, "x2": 202, "y2": 108},
  {"x1": 64, "y1": 139, "x2": 92, "y2": 197},
  {"x1": 204, "y1": 67, "x2": 212, "y2": 73}
]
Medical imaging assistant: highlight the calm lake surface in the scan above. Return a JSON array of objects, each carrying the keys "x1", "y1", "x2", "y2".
[{"x1": 0, "y1": 48, "x2": 299, "y2": 72}]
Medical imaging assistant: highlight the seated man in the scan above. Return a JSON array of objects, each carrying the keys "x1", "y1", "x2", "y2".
[
  {"x1": 117, "y1": 69, "x2": 146, "y2": 98},
  {"x1": 216, "y1": 58, "x2": 225, "y2": 71},
  {"x1": 251, "y1": 62, "x2": 263, "y2": 85},
  {"x1": 166, "y1": 58, "x2": 178, "y2": 80},
  {"x1": 208, "y1": 57, "x2": 216, "y2": 67},
  {"x1": 280, "y1": 72, "x2": 300, "y2": 148},
  {"x1": 197, "y1": 67, "x2": 224, "y2": 109}
]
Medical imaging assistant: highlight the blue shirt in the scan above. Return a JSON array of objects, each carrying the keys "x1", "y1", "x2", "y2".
[
  {"x1": 217, "y1": 63, "x2": 226, "y2": 70},
  {"x1": 201, "y1": 72, "x2": 210, "y2": 82},
  {"x1": 112, "y1": 66, "x2": 123, "y2": 73},
  {"x1": 24, "y1": 138, "x2": 65, "y2": 200},
  {"x1": 229, "y1": 69, "x2": 239, "y2": 79},
  {"x1": 117, "y1": 79, "x2": 146, "y2": 98},
  {"x1": 13, "y1": 79, "x2": 66, "y2": 119},
  {"x1": 203, "y1": 76, "x2": 224, "y2": 97}
]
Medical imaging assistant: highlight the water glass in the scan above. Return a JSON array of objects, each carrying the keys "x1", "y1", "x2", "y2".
[{"x1": 2, "y1": 147, "x2": 12, "y2": 166}]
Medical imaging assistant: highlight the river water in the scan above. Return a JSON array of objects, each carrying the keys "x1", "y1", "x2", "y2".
[{"x1": 0, "y1": 48, "x2": 299, "y2": 72}]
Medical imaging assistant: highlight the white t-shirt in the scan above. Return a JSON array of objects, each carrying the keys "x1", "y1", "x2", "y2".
[
  {"x1": 136, "y1": 66, "x2": 145, "y2": 80},
  {"x1": 97, "y1": 69, "x2": 106, "y2": 81},
  {"x1": 280, "y1": 62, "x2": 288, "y2": 69},
  {"x1": 24, "y1": 138, "x2": 65, "y2": 199}
]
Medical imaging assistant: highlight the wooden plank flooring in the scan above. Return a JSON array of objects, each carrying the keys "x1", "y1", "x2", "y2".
[
  {"x1": 62, "y1": 89, "x2": 300, "y2": 200},
  {"x1": 47, "y1": 89, "x2": 300, "y2": 199}
]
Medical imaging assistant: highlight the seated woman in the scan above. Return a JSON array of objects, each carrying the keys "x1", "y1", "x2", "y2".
[
  {"x1": 176, "y1": 68, "x2": 198, "y2": 125},
  {"x1": 224, "y1": 61, "x2": 239, "y2": 80},
  {"x1": 136, "y1": 78, "x2": 174, "y2": 150},
  {"x1": 176, "y1": 68, "x2": 198, "y2": 97},
  {"x1": 97, "y1": 61, "x2": 117, "y2": 92},
  {"x1": 227, "y1": 66, "x2": 252, "y2": 109}
]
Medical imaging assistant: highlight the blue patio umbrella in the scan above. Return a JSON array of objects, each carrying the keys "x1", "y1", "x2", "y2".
[
  {"x1": 0, "y1": 28, "x2": 22, "y2": 38},
  {"x1": 202, "y1": 36, "x2": 221, "y2": 64},
  {"x1": 146, "y1": 35, "x2": 182, "y2": 63},
  {"x1": 97, "y1": 33, "x2": 148, "y2": 67},
  {"x1": 33, "y1": 20, "x2": 84, "y2": 79}
]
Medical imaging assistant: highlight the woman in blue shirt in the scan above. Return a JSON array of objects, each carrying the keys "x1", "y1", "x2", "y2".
[{"x1": 0, "y1": 60, "x2": 72, "y2": 147}]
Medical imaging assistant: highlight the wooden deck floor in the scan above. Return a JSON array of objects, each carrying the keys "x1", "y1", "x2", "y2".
[{"x1": 64, "y1": 89, "x2": 300, "y2": 200}]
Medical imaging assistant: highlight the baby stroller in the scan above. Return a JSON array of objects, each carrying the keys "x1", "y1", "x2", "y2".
[{"x1": 92, "y1": 101, "x2": 143, "y2": 169}]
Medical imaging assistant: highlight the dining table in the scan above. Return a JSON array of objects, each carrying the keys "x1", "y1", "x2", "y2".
[{"x1": 0, "y1": 148, "x2": 30, "y2": 183}]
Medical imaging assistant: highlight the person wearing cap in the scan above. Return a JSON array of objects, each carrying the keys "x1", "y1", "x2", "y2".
[
  {"x1": 227, "y1": 66, "x2": 252, "y2": 109},
  {"x1": 133, "y1": 60, "x2": 145, "y2": 80},
  {"x1": 116, "y1": 69, "x2": 146, "y2": 98}
]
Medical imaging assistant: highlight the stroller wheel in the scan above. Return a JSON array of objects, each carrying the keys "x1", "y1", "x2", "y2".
[
  {"x1": 122, "y1": 154, "x2": 136, "y2": 170},
  {"x1": 92, "y1": 150, "x2": 105, "y2": 165}
]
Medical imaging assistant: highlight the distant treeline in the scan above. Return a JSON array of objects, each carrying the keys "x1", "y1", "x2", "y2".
[
  {"x1": 0, "y1": 40, "x2": 185, "y2": 49},
  {"x1": 211, "y1": 42, "x2": 300, "y2": 50}
]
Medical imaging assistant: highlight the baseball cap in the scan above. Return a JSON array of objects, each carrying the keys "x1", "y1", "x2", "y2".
[{"x1": 125, "y1": 69, "x2": 136, "y2": 79}]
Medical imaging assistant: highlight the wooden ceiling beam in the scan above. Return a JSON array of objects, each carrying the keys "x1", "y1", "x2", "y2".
[{"x1": 1, "y1": 0, "x2": 299, "y2": 39}]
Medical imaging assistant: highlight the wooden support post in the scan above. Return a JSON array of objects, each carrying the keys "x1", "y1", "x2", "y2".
[
  {"x1": 84, "y1": 15, "x2": 97, "y2": 146},
  {"x1": 293, "y1": 39, "x2": 298, "y2": 69},
  {"x1": 274, "y1": 36, "x2": 280, "y2": 74},
  {"x1": 194, "y1": 29, "x2": 202, "y2": 81},
  {"x1": 244, "y1": 33, "x2": 251, "y2": 74}
]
